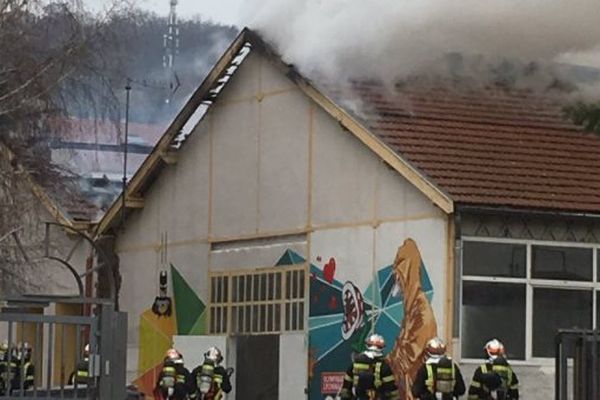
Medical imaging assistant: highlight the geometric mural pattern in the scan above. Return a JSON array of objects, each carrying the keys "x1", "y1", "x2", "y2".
[{"x1": 134, "y1": 264, "x2": 207, "y2": 397}]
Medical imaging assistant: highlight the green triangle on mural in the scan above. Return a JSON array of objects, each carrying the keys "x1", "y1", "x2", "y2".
[
  {"x1": 171, "y1": 264, "x2": 205, "y2": 335},
  {"x1": 276, "y1": 249, "x2": 306, "y2": 266},
  {"x1": 188, "y1": 311, "x2": 207, "y2": 335}
]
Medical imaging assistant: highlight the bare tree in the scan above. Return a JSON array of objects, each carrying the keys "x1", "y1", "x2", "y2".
[{"x1": 0, "y1": 0, "x2": 124, "y2": 296}]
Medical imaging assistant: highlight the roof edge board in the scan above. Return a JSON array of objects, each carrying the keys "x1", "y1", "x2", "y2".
[
  {"x1": 245, "y1": 30, "x2": 454, "y2": 214},
  {"x1": 456, "y1": 204, "x2": 600, "y2": 220},
  {"x1": 95, "y1": 28, "x2": 252, "y2": 236}
]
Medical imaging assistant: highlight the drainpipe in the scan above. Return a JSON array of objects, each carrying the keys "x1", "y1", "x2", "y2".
[{"x1": 453, "y1": 211, "x2": 462, "y2": 360}]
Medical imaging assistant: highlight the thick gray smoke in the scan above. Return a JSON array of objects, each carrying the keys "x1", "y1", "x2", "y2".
[{"x1": 240, "y1": 0, "x2": 600, "y2": 94}]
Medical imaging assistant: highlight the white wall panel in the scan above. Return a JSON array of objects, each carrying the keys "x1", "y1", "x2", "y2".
[
  {"x1": 377, "y1": 161, "x2": 440, "y2": 220},
  {"x1": 166, "y1": 120, "x2": 211, "y2": 242},
  {"x1": 312, "y1": 107, "x2": 377, "y2": 226},
  {"x1": 211, "y1": 99, "x2": 260, "y2": 238},
  {"x1": 260, "y1": 56, "x2": 297, "y2": 94},
  {"x1": 258, "y1": 91, "x2": 310, "y2": 232},
  {"x1": 310, "y1": 226, "x2": 375, "y2": 289},
  {"x1": 279, "y1": 333, "x2": 308, "y2": 399}
]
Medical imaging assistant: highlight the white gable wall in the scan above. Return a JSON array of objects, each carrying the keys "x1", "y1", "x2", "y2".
[{"x1": 114, "y1": 50, "x2": 450, "y2": 392}]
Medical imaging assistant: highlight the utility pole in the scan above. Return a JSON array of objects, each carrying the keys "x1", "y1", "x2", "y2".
[
  {"x1": 163, "y1": 0, "x2": 180, "y2": 104},
  {"x1": 120, "y1": 79, "x2": 131, "y2": 229}
]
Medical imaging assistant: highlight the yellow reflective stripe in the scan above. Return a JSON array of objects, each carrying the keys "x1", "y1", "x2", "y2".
[
  {"x1": 471, "y1": 381, "x2": 481, "y2": 388},
  {"x1": 425, "y1": 364, "x2": 434, "y2": 392},
  {"x1": 164, "y1": 367, "x2": 176, "y2": 372},
  {"x1": 382, "y1": 374, "x2": 395, "y2": 383},
  {"x1": 354, "y1": 363, "x2": 371, "y2": 370},
  {"x1": 344, "y1": 374, "x2": 353, "y2": 382},
  {"x1": 374, "y1": 362, "x2": 382, "y2": 388}
]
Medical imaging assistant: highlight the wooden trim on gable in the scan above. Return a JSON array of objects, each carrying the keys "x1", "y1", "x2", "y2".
[{"x1": 294, "y1": 81, "x2": 454, "y2": 213}]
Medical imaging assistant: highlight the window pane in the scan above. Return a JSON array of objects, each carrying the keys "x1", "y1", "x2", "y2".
[
  {"x1": 461, "y1": 282, "x2": 525, "y2": 359},
  {"x1": 532, "y1": 246, "x2": 592, "y2": 281},
  {"x1": 463, "y1": 242, "x2": 526, "y2": 278},
  {"x1": 533, "y1": 288, "x2": 592, "y2": 357}
]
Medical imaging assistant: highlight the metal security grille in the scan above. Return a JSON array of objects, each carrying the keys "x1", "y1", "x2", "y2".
[{"x1": 209, "y1": 265, "x2": 307, "y2": 335}]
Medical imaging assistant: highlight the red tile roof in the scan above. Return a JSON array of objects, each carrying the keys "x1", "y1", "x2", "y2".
[{"x1": 322, "y1": 80, "x2": 600, "y2": 213}]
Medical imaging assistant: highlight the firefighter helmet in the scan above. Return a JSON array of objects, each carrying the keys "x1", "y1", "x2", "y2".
[
  {"x1": 484, "y1": 339, "x2": 505, "y2": 360},
  {"x1": 365, "y1": 334, "x2": 386, "y2": 356},
  {"x1": 204, "y1": 346, "x2": 223, "y2": 365},
  {"x1": 425, "y1": 337, "x2": 447, "y2": 359},
  {"x1": 165, "y1": 348, "x2": 183, "y2": 363}
]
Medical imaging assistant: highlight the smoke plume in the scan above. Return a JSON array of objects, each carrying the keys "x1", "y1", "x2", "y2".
[{"x1": 240, "y1": 0, "x2": 600, "y2": 93}]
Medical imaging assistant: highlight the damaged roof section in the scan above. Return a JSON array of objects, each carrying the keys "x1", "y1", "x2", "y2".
[{"x1": 320, "y1": 79, "x2": 600, "y2": 214}]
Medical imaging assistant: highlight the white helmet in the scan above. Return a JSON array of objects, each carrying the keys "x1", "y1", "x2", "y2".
[
  {"x1": 204, "y1": 346, "x2": 223, "y2": 365},
  {"x1": 365, "y1": 334, "x2": 386, "y2": 357},
  {"x1": 484, "y1": 339, "x2": 505, "y2": 360},
  {"x1": 425, "y1": 337, "x2": 447, "y2": 360}
]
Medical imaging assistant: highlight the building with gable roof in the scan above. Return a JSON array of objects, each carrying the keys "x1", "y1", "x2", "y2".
[{"x1": 96, "y1": 29, "x2": 600, "y2": 399}]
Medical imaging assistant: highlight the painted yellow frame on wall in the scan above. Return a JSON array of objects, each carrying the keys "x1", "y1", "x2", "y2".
[{"x1": 208, "y1": 264, "x2": 308, "y2": 336}]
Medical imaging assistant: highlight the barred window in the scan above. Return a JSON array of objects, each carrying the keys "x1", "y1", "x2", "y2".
[{"x1": 209, "y1": 265, "x2": 306, "y2": 335}]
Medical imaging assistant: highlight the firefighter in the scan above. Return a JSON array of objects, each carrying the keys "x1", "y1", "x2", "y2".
[
  {"x1": 0, "y1": 342, "x2": 18, "y2": 396},
  {"x1": 155, "y1": 348, "x2": 190, "y2": 400},
  {"x1": 467, "y1": 339, "x2": 519, "y2": 400},
  {"x1": 189, "y1": 346, "x2": 233, "y2": 400},
  {"x1": 69, "y1": 343, "x2": 91, "y2": 385},
  {"x1": 339, "y1": 333, "x2": 400, "y2": 400},
  {"x1": 412, "y1": 337, "x2": 466, "y2": 400},
  {"x1": 15, "y1": 342, "x2": 35, "y2": 391}
]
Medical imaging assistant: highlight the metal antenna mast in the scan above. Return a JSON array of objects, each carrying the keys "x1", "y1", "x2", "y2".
[{"x1": 163, "y1": 0, "x2": 180, "y2": 104}]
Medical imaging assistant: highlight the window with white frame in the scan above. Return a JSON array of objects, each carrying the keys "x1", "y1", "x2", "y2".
[{"x1": 461, "y1": 238, "x2": 597, "y2": 361}]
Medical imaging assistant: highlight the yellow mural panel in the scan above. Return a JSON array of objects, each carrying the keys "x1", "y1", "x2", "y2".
[{"x1": 138, "y1": 313, "x2": 173, "y2": 375}]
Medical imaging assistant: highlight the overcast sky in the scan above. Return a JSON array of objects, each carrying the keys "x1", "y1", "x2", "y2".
[{"x1": 89, "y1": 0, "x2": 245, "y2": 25}]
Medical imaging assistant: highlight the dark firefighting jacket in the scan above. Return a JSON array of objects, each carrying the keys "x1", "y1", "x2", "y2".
[
  {"x1": 156, "y1": 360, "x2": 190, "y2": 400},
  {"x1": 412, "y1": 356, "x2": 466, "y2": 400},
  {"x1": 467, "y1": 357, "x2": 519, "y2": 400},
  {"x1": 340, "y1": 352, "x2": 400, "y2": 400}
]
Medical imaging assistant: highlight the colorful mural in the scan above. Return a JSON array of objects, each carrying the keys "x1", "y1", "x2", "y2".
[
  {"x1": 307, "y1": 238, "x2": 436, "y2": 400},
  {"x1": 133, "y1": 264, "x2": 208, "y2": 397}
]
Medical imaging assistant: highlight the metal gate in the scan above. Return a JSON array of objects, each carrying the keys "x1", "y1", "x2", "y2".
[
  {"x1": 0, "y1": 296, "x2": 127, "y2": 399},
  {"x1": 555, "y1": 329, "x2": 600, "y2": 400}
]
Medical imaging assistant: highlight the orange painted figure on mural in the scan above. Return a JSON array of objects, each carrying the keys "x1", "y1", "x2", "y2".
[{"x1": 386, "y1": 239, "x2": 438, "y2": 400}]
